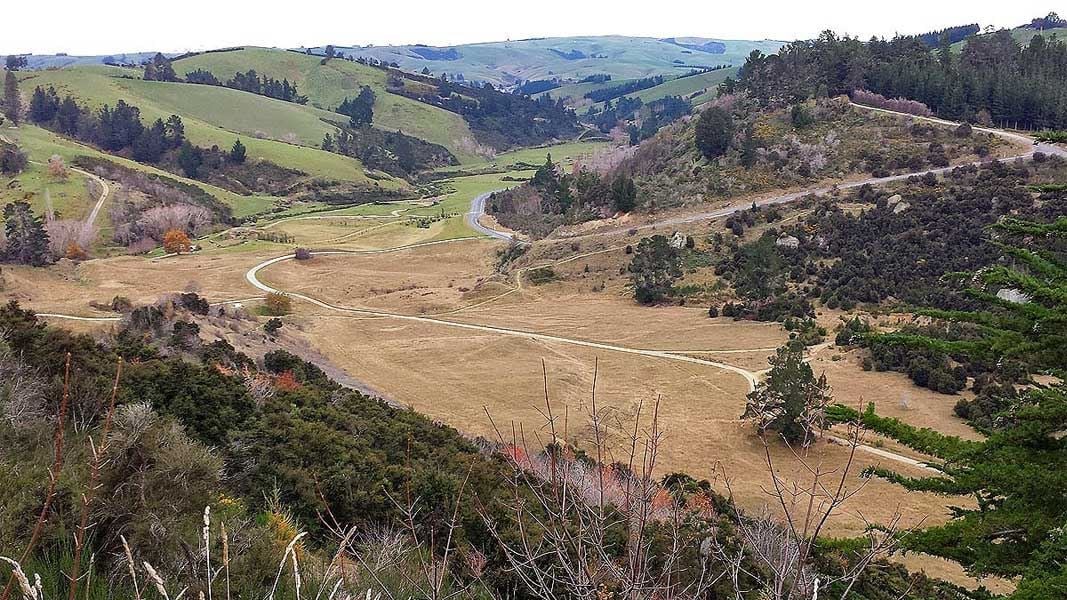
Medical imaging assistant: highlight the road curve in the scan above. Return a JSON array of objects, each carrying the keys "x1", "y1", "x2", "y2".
[
  {"x1": 75, "y1": 167, "x2": 110, "y2": 229},
  {"x1": 14, "y1": 155, "x2": 110, "y2": 229},
  {"x1": 466, "y1": 190, "x2": 526, "y2": 244},
  {"x1": 248, "y1": 107, "x2": 1062, "y2": 397}
]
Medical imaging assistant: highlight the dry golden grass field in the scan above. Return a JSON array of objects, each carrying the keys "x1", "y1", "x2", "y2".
[
  {"x1": 0, "y1": 131, "x2": 1017, "y2": 590},
  {"x1": 3, "y1": 216, "x2": 981, "y2": 540}
]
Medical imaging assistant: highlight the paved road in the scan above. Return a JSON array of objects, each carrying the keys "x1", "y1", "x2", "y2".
[{"x1": 466, "y1": 190, "x2": 524, "y2": 243}]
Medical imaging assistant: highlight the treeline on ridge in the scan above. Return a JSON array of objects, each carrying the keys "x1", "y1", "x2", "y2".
[
  {"x1": 142, "y1": 52, "x2": 309, "y2": 104},
  {"x1": 387, "y1": 69, "x2": 580, "y2": 150},
  {"x1": 26, "y1": 85, "x2": 305, "y2": 198},
  {"x1": 736, "y1": 23, "x2": 1067, "y2": 129}
]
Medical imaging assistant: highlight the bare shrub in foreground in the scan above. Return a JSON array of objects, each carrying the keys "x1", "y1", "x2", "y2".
[
  {"x1": 480, "y1": 360, "x2": 724, "y2": 600},
  {"x1": 709, "y1": 421, "x2": 909, "y2": 599},
  {"x1": 0, "y1": 340, "x2": 47, "y2": 429}
]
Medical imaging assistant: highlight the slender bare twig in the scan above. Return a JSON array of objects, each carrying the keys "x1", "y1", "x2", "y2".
[
  {"x1": 68, "y1": 359, "x2": 123, "y2": 600},
  {"x1": 3, "y1": 354, "x2": 73, "y2": 600}
]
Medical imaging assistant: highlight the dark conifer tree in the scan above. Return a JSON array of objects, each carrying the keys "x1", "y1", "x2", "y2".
[
  {"x1": 28, "y1": 86, "x2": 60, "y2": 123},
  {"x1": 3, "y1": 70, "x2": 21, "y2": 125},
  {"x1": 3, "y1": 201, "x2": 52, "y2": 266},
  {"x1": 229, "y1": 139, "x2": 247, "y2": 164},
  {"x1": 177, "y1": 142, "x2": 203, "y2": 178}
]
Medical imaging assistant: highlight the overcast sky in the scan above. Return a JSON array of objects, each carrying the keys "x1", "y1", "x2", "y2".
[{"x1": 3, "y1": 1, "x2": 1060, "y2": 56}]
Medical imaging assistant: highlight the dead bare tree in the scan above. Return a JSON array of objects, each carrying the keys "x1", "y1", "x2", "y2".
[
  {"x1": 0, "y1": 340, "x2": 48, "y2": 428},
  {"x1": 711, "y1": 420, "x2": 909, "y2": 600},
  {"x1": 479, "y1": 359, "x2": 725, "y2": 600}
]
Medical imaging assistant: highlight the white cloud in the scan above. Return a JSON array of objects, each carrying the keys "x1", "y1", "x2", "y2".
[{"x1": 2, "y1": 0, "x2": 1058, "y2": 56}]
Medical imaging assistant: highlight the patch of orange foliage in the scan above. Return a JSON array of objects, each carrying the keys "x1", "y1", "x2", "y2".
[
  {"x1": 162, "y1": 229, "x2": 192, "y2": 254},
  {"x1": 502, "y1": 444, "x2": 530, "y2": 468},
  {"x1": 274, "y1": 370, "x2": 301, "y2": 392},
  {"x1": 64, "y1": 242, "x2": 87, "y2": 261}
]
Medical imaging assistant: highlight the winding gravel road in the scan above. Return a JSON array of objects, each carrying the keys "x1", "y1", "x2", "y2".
[{"x1": 555, "y1": 103, "x2": 1065, "y2": 239}]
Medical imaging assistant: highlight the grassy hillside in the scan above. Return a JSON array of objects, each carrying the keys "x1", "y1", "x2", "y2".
[
  {"x1": 950, "y1": 26, "x2": 1067, "y2": 52},
  {"x1": 15, "y1": 67, "x2": 399, "y2": 188},
  {"x1": 3, "y1": 123, "x2": 275, "y2": 218},
  {"x1": 174, "y1": 48, "x2": 479, "y2": 162},
  {"x1": 538, "y1": 66, "x2": 736, "y2": 113},
  {"x1": 315, "y1": 36, "x2": 785, "y2": 87},
  {"x1": 18, "y1": 51, "x2": 166, "y2": 70},
  {"x1": 592, "y1": 67, "x2": 738, "y2": 112},
  {"x1": 533, "y1": 78, "x2": 633, "y2": 107}
]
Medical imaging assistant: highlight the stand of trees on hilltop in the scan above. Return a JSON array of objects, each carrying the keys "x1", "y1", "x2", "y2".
[
  {"x1": 914, "y1": 24, "x2": 979, "y2": 48},
  {"x1": 734, "y1": 25, "x2": 1067, "y2": 130},
  {"x1": 583, "y1": 75, "x2": 665, "y2": 103},
  {"x1": 26, "y1": 86, "x2": 305, "y2": 199},
  {"x1": 388, "y1": 70, "x2": 580, "y2": 150},
  {"x1": 183, "y1": 66, "x2": 309, "y2": 104},
  {"x1": 141, "y1": 52, "x2": 308, "y2": 104},
  {"x1": 514, "y1": 78, "x2": 561, "y2": 96}
]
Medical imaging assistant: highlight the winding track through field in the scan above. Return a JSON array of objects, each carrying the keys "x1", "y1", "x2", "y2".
[
  {"x1": 38, "y1": 106, "x2": 1061, "y2": 472},
  {"x1": 247, "y1": 103, "x2": 1059, "y2": 391},
  {"x1": 1, "y1": 131, "x2": 111, "y2": 228},
  {"x1": 245, "y1": 244, "x2": 761, "y2": 389},
  {"x1": 241, "y1": 105, "x2": 1062, "y2": 473},
  {"x1": 76, "y1": 167, "x2": 110, "y2": 229}
]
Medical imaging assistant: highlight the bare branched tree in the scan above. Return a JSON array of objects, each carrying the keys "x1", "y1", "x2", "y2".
[
  {"x1": 1, "y1": 354, "x2": 71, "y2": 600},
  {"x1": 479, "y1": 359, "x2": 724, "y2": 600},
  {"x1": 711, "y1": 420, "x2": 910, "y2": 599},
  {"x1": 0, "y1": 339, "x2": 48, "y2": 428}
]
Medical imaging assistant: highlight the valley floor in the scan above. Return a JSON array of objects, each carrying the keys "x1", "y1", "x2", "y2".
[{"x1": 7, "y1": 112, "x2": 1050, "y2": 593}]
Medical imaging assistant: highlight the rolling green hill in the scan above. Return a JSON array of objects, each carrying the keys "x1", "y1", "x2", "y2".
[
  {"x1": 603, "y1": 67, "x2": 738, "y2": 108},
  {"x1": 15, "y1": 66, "x2": 401, "y2": 187},
  {"x1": 3, "y1": 123, "x2": 275, "y2": 218},
  {"x1": 173, "y1": 48, "x2": 480, "y2": 162},
  {"x1": 950, "y1": 25, "x2": 1067, "y2": 52},
  {"x1": 538, "y1": 66, "x2": 738, "y2": 112},
  {"x1": 533, "y1": 78, "x2": 631, "y2": 107},
  {"x1": 311, "y1": 36, "x2": 784, "y2": 87}
]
